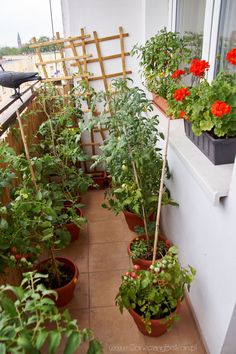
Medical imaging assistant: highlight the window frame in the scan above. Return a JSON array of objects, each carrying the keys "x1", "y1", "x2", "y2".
[{"x1": 168, "y1": 0, "x2": 223, "y2": 82}]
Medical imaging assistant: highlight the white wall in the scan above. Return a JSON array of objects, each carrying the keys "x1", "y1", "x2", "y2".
[
  {"x1": 61, "y1": 0, "x2": 169, "y2": 89},
  {"x1": 161, "y1": 137, "x2": 236, "y2": 354}
]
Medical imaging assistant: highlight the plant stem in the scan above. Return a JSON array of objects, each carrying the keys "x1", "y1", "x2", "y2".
[
  {"x1": 16, "y1": 110, "x2": 38, "y2": 192},
  {"x1": 123, "y1": 126, "x2": 149, "y2": 245},
  {"x1": 50, "y1": 248, "x2": 61, "y2": 288},
  {"x1": 152, "y1": 117, "x2": 170, "y2": 265}
]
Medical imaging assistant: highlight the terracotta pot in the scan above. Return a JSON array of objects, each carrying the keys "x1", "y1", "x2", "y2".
[
  {"x1": 64, "y1": 207, "x2": 83, "y2": 242},
  {"x1": 129, "y1": 303, "x2": 181, "y2": 336},
  {"x1": 36, "y1": 257, "x2": 79, "y2": 307},
  {"x1": 122, "y1": 210, "x2": 156, "y2": 232},
  {"x1": 89, "y1": 171, "x2": 107, "y2": 189},
  {"x1": 122, "y1": 209, "x2": 144, "y2": 232},
  {"x1": 128, "y1": 235, "x2": 170, "y2": 270},
  {"x1": 152, "y1": 93, "x2": 169, "y2": 116}
]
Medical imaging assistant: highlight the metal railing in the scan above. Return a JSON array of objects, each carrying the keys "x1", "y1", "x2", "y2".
[{"x1": 0, "y1": 81, "x2": 40, "y2": 137}]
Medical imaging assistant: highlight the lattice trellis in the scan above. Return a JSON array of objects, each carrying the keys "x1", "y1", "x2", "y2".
[{"x1": 30, "y1": 27, "x2": 132, "y2": 173}]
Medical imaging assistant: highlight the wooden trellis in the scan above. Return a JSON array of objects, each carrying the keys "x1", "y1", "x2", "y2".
[{"x1": 30, "y1": 27, "x2": 132, "y2": 173}]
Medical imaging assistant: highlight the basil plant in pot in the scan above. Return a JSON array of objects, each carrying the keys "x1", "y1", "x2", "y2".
[
  {"x1": 132, "y1": 27, "x2": 191, "y2": 113},
  {"x1": 116, "y1": 246, "x2": 196, "y2": 337},
  {"x1": 0, "y1": 271, "x2": 102, "y2": 354},
  {"x1": 167, "y1": 48, "x2": 236, "y2": 165}
]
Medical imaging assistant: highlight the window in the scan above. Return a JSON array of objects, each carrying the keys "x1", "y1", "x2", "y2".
[
  {"x1": 215, "y1": 0, "x2": 236, "y2": 74},
  {"x1": 175, "y1": 0, "x2": 206, "y2": 58}
]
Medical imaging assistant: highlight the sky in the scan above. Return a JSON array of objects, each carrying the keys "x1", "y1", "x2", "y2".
[{"x1": 0, "y1": 0, "x2": 63, "y2": 47}]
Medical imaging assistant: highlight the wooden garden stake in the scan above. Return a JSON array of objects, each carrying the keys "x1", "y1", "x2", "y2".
[
  {"x1": 152, "y1": 117, "x2": 171, "y2": 265},
  {"x1": 16, "y1": 110, "x2": 38, "y2": 192}
]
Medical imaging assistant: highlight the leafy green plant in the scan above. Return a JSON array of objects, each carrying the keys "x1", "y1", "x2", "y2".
[
  {"x1": 130, "y1": 237, "x2": 169, "y2": 261},
  {"x1": 89, "y1": 79, "x2": 176, "y2": 244},
  {"x1": 0, "y1": 271, "x2": 102, "y2": 354},
  {"x1": 116, "y1": 247, "x2": 195, "y2": 333},
  {"x1": 132, "y1": 28, "x2": 191, "y2": 99}
]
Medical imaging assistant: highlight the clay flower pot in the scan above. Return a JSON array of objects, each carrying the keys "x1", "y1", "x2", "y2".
[
  {"x1": 129, "y1": 302, "x2": 181, "y2": 337},
  {"x1": 65, "y1": 208, "x2": 83, "y2": 242},
  {"x1": 89, "y1": 171, "x2": 108, "y2": 189},
  {"x1": 36, "y1": 257, "x2": 79, "y2": 307},
  {"x1": 122, "y1": 209, "x2": 144, "y2": 232},
  {"x1": 127, "y1": 235, "x2": 171, "y2": 270},
  {"x1": 123, "y1": 210, "x2": 156, "y2": 232},
  {"x1": 152, "y1": 93, "x2": 168, "y2": 115}
]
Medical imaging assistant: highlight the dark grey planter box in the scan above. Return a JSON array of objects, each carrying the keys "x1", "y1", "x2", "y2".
[{"x1": 184, "y1": 120, "x2": 236, "y2": 165}]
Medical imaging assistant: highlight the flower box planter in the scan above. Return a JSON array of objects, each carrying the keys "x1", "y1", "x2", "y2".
[
  {"x1": 152, "y1": 93, "x2": 168, "y2": 115},
  {"x1": 36, "y1": 257, "x2": 79, "y2": 307},
  {"x1": 184, "y1": 120, "x2": 236, "y2": 165},
  {"x1": 129, "y1": 303, "x2": 181, "y2": 337}
]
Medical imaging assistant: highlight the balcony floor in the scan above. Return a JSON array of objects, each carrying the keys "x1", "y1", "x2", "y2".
[{"x1": 54, "y1": 190, "x2": 206, "y2": 354}]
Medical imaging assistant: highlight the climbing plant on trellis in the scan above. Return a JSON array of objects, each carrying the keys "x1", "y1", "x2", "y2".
[{"x1": 30, "y1": 27, "x2": 132, "y2": 174}]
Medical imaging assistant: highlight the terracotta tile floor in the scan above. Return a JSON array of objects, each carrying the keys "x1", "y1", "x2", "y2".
[{"x1": 54, "y1": 190, "x2": 207, "y2": 354}]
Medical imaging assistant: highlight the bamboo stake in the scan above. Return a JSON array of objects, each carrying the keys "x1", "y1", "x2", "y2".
[
  {"x1": 93, "y1": 31, "x2": 108, "y2": 93},
  {"x1": 29, "y1": 34, "x2": 90, "y2": 48},
  {"x1": 56, "y1": 32, "x2": 68, "y2": 77},
  {"x1": 63, "y1": 32, "x2": 129, "y2": 50},
  {"x1": 70, "y1": 52, "x2": 130, "y2": 66},
  {"x1": 32, "y1": 37, "x2": 48, "y2": 79},
  {"x1": 152, "y1": 118, "x2": 171, "y2": 265},
  {"x1": 119, "y1": 27, "x2": 127, "y2": 77},
  {"x1": 16, "y1": 110, "x2": 38, "y2": 192},
  {"x1": 122, "y1": 126, "x2": 149, "y2": 245}
]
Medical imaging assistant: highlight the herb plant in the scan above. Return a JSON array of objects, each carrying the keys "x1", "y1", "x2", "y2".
[{"x1": 0, "y1": 271, "x2": 102, "y2": 354}]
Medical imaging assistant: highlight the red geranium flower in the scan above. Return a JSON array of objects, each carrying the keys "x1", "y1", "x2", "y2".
[
  {"x1": 189, "y1": 59, "x2": 210, "y2": 77},
  {"x1": 179, "y1": 110, "x2": 185, "y2": 118},
  {"x1": 173, "y1": 88, "x2": 190, "y2": 101},
  {"x1": 172, "y1": 70, "x2": 186, "y2": 79},
  {"x1": 226, "y1": 48, "x2": 236, "y2": 65},
  {"x1": 211, "y1": 101, "x2": 231, "y2": 117}
]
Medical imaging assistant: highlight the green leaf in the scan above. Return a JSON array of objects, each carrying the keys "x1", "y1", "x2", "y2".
[
  {"x1": 1, "y1": 297, "x2": 17, "y2": 317},
  {"x1": 63, "y1": 332, "x2": 82, "y2": 354},
  {"x1": 0, "y1": 344, "x2": 6, "y2": 354},
  {"x1": 35, "y1": 330, "x2": 48, "y2": 350},
  {"x1": 87, "y1": 339, "x2": 103, "y2": 354},
  {"x1": 48, "y1": 331, "x2": 61, "y2": 354}
]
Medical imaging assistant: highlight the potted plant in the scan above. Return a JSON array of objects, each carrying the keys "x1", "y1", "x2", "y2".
[
  {"x1": 91, "y1": 79, "x2": 176, "y2": 236},
  {"x1": 167, "y1": 48, "x2": 236, "y2": 164},
  {"x1": 116, "y1": 247, "x2": 196, "y2": 336},
  {"x1": 0, "y1": 271, "x2": 102, "y2": 353},
  {"x1": 0, "y1": 142, "x2": 80, "y2": 305},
  {"x1": 132, "y1": 28, "x2": 191, "y2": 113},
  {"x1": 127, "y1": 224, "x2": 171, "y2": 270}
]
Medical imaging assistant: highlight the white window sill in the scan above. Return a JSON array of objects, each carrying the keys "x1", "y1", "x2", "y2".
[{"x1": 155, "y1": 109, "x2": 234, "y2": 205}]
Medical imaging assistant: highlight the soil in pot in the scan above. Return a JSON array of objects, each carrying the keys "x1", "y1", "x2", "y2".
[
  {"x1": 36, "y1": 257, "x2": 79, "y2": 307},
  {"x1": 129, "y1": 302, "x2": 181, "y2": 337},
  {"x1": 128, "y1": 235, "x2": 171, "y2": 270}
]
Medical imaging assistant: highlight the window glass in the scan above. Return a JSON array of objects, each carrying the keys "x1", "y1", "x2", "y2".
[
  {"x1": 215, "y1": 0, "x2": 236, "y2": 74},
  {"x1": 176, "y1": 0, "x2": 206, "y2": 58}
]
